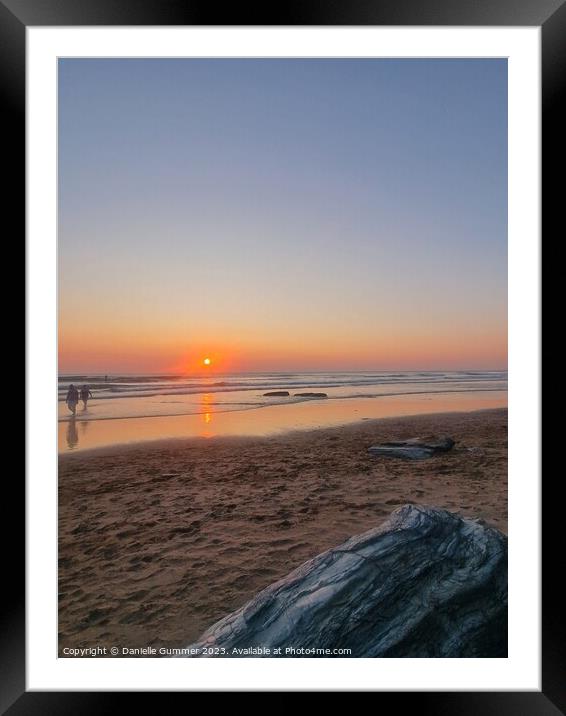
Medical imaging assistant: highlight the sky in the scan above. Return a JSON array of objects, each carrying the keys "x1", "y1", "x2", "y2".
[{"x1": 58, "y1": 58, "x2": 507, "y2": 374}]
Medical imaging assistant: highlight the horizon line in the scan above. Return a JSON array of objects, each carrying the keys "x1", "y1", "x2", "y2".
[{"x1": 58, "y1": 367, "x2": 508, "y2": 377}]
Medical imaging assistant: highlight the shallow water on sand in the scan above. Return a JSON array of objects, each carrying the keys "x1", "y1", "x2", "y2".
[{"x1": 59, "y1": 390, "x2": 507, "y2": 452}]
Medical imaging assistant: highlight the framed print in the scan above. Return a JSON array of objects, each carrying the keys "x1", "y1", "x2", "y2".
[{"x1": 9, "y1": 0, "x2": 556, "y2": 709}]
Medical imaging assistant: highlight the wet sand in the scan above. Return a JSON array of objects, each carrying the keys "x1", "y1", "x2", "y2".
[
  {"x1": 59, "y1": 389, "x2": 507, "y2": 452},
  {"x1": 58, "y1": 408, "x2": 507, "y2": 656}
]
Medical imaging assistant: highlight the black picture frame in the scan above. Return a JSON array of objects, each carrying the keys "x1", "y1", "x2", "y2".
[{"x1": 8, "y1": 0, "x2": 554, "y2": 709}]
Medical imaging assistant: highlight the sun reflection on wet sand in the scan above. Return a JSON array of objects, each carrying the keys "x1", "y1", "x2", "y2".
[{"x1": 200, "y1": 394, "x2": 213, "y2": 437}]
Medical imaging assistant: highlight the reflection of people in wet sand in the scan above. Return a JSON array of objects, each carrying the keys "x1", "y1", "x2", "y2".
[
  {"x1": 80, "y1": 385, "x2": 93, "y2": 410},
  {"x1": 66, "y1": 418, "x2": 79, "y2": 449},
  {"x1": 66, "y1": 384, "x2": 79, "y2": 415}
]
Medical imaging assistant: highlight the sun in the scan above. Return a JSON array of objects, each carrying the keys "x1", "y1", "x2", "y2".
[{"x1": 203, "y1": 357, "x2": 212, "y2": 366}]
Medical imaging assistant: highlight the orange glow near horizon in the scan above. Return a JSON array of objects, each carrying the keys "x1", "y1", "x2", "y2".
[{"x1": 58, "y1": 318, "x2": 507, "y2": 374}]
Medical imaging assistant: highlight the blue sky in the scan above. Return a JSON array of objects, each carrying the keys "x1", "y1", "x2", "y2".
[{"x1": 58, "y1": 59, "x2": 507, "y2": 372}]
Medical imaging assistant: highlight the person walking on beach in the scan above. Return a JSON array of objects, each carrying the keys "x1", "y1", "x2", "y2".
[
  {"x1": 66, "y1": 384, "x2": 79, "y2": 415},
  {"x1": 80, "y1": 384, "x2": 93, "y2": 410}
]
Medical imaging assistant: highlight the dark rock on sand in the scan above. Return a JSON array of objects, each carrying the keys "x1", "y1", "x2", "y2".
[
  {"x1": 180, "y1": 505, "x2": 507, "y2": 658},
  {"x1": 368, "y1": 435, "x2": 455, "y2": 460},
  {"x1": 263, "y1": 391, "x2": 290, "y2": 397},
  {"x1": 294, "y1": 392, "x2": 328, "y2": 398}
]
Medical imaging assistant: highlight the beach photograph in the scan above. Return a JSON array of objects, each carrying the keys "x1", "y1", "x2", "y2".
[{"x1": 58, "y1": 58, "x2": 508, "y2": 659}]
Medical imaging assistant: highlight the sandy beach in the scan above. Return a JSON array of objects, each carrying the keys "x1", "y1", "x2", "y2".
[{"x1": 58, "y1": 407, "x2": 507, "y2": 656}]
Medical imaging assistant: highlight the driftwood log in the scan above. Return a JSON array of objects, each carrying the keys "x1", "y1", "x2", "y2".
[
  {"x1": 180, "y1": 505, "x2": 507, "y2": 658},
  {"x1": 368, "y1": 436, "x2": 455, "y2": 460}
]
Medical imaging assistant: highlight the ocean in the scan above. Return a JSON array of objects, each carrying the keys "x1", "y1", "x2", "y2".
[{"x1": 58, "y1": 370, "x2": 507, "y2": 423}]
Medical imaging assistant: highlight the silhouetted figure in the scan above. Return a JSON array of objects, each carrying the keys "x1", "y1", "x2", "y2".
[
  {"x1": 80, "y1": 384, "x2": 93, "y2": 410},
  {"x1": 66, "y1": 384, "x2": 79, "y2": 415}
]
